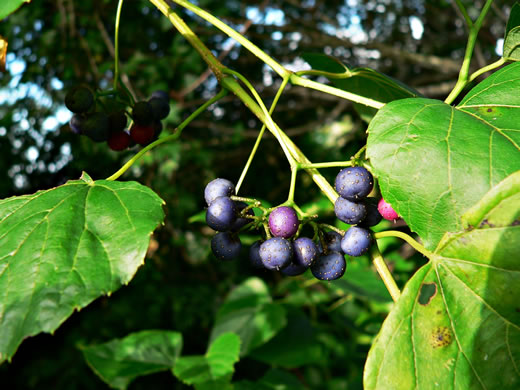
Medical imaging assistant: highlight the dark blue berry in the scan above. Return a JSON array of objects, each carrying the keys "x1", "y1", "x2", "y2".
[
  {"x1": 206, "y1": 196, "x2": 236, "y2": 231},
  {"x1": 334, "y1": 196, "x2": 367, "y2": 225},
  {"x1": 311, "y1": 251, "x2": 346, "y2": 281},
  {"x1": 132, "y1": 101, "x2": 154, "y2": 125},
  {"x1": 292, "y1": 237, "x2": 318, "y2": 267},
  {"x1": 204, "y1": 178, "x2": 235, "y2": 206},
  {"x1": 334, "y1": 166, "x2": 374, "y2": 201},
  {"x1": 65, "y1": 86, "x2": 94, "y2": 113},
  {"x1": 108, "y1": 110, "x2": 127, "y2": 133},
  {"x1": 358, "y1": 198, "x2": 382, "y2": 228},
  {"x1": 211, "y1": 232, "x2": 241, "y2": 260},
  {"x1": 259, "y1": 237, "x2": 293, "y2": 270},
  {"x1": 69, "y1": 114, "x2": 86, "y2": 134},
  {"x1": 268, "y1": 206, "x2": 299, "y2": 238},
  {"x1": 231, "y1": 201, "x2": 254, "y2": 231},
  {"x1": 281, "y1": 263, "x2": 308, "y2": 276},
  {"x1": 323, "y1": 231, "x2": 343, "y2": 253},
  {"x1": 151, "y1": 90, "x2": 169, "y2": 101},
  {"x1": 341, "y1": 226, "x2": 372, "y2": 256},
  {"x1": 149, "y1": 96, "x2": 170, "y2": 120},
  {"x1": 82, "y1": 112, "x2": 110, "y2": 142},
  {"x1": 249, "y1": 241, "x2": 264, "y2": 269}
]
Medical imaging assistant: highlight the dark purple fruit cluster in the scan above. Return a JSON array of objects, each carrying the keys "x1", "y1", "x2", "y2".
[{"x1": 65, "y1": 87, "x2": 170, "y2": 151}]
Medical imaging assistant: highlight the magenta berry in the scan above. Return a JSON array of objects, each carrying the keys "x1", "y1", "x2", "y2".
[
  {"x1": 268, "y1": 206, "x2": 299, "y2": 238},
  {"x1": 378, "y1": 198, "x2": 399, "y2": 221}
]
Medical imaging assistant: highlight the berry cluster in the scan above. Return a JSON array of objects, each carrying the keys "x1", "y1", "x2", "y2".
[{"x1": 65, "y1": 86, "x2": 170, "y2": 151}]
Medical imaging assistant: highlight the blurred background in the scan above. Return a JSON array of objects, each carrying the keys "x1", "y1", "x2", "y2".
[{"x1": 0, "y1": 0, "x2": 512, "y2": 388}]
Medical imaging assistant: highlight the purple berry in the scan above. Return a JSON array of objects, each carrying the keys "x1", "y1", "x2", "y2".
[
  {"x1": 211, "y1": 232, "x2": 241, "y2": 260},
  {"x1": 281, "y1": 263, "x2": 308, "y2": 276},
  {"x1": 206, "y1": 196, "x2": 236, "y2": 231},
  {"x1": 292, "y1": 237, "x2": 318, "y2": 267},
  {"x1": 69, "y1": 114, "x2": 86, "y2": 134},
  {"x1": 378, "y1": 198, "x2": 399, "y2": 221},
  {"x1": 231, "y1": 201, "x2": 255, "y2": 231},
  {"x1": 249, "y1": 241, "x2": 264, "y2": 269},
  {"x1": 340, "y1": 226, "x2": 372, "y2": 257},
  {"x1": 204, "y1": 178, "x2": 235, "y2": 206},
  {"x1": 149, "y1": 96, "x2": 170, "y2": 120},
  {"x1": 334, "y1": 196, "x2": 367, "y2": 225},
  {"x1": 259, "y1": 237, "x2": 293, "y2": 270},
  {"x1": 334, "y1": 166, "x2": 374, "y2": 201},
  {"x1": 358, "y1": 197, "x2": 382, "y2": 227},
  {"x1": 311, "y1": 251, "x2": 346, "y2": 281},
  {"x1": 268, "y1": 206, "x2": 299, "y2": 238}
]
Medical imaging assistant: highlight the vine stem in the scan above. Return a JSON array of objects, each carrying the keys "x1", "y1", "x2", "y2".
[
  {"x1": 106, "y1": 89, "x2": 227, "y2": 181},
  {"x1": 468, "y1": 57, "x2": 506, "y2": 82},
  {"x1": 374, "y1": 230, "x2": 432, "y2": 258},
  {"x1": 454, "y1": 0, "x2": 473, "y2": 28},
  {"x1": 445, "y1": 0, "x2": 494, "y2": 104},
  {"x1": 298, "y1": 161, "x2": 352, "y2": 169},
  {"x1": 371, "y1": 243, "x2": 401, "y2": 303},
  {"x1": 113, "y1": 0, "x2": 124, "y2": 90}
]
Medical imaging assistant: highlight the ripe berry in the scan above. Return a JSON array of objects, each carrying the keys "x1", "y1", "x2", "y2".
[
  {"x1": 259, "y1": 237, "x2": 293, "y2": 270},
  {"x1": 323, "y1": 231, "x2": 343, "y2": 253},
  {"x1": 65, "y1": 86, "x2": 94, "y2": 113},
  {"x1": 292, "y1": 237, "x2": 318, "y2": 267},
  {"x1": 82, "y1": 112, "x2": 110, "y2": 142},
  {"x1": 334, "y1": 166, "x2": 374, "y2": 201},
  {"x1": 378, "y1": 198, "x2": 399, "y2": 221},
  {"x1": 108, "y1": 110, "x2": 127, "y2": 133},
  {"x1": 206, "y1": 196, "x2": 236, "y2": 231},
  {"x1": 69, "y1": 114, "x2": 86, "y2": 134},
  {"x1": 132, "y1": 101, "x2": 154, "y2": 125},
  {"x1": 358, "y1": 197, "x2": 382, "y2": 227},
  {"x1": 230, "y1": 201, "x2": 254, "y2": 231},
  {"x1": 334, "y1": 196, "x2": 367, "y2": 225},
  {"x1": 311, "y1": 251, "x2": 346, "y2": 281},
  {"x1": 249, "y1": 241, "x2": 265, "y2": 269},
  {"x1": 151, "y1": 90, "x2": 169, "y2": 101},
  {"x1": 204, "y1": 178, "x2": 235, "y2": 206},
  {"x1": 211, "y1": 232, "x2": 241, "y2": 260},
  {"x1": 107, "y1": 131, "x2": 131, "y2": 151},
  {"x1": 130, "y1": 123, "x2": 155, "y2": 145},
  {"x1": 149, "y1": 96, "x2": 170, "y2": 120},
  {"x1": 341, "y1": 226, "x2": 372, "y2": 257},
  {"x1": 281, "y1": 262, "x2": 308, "y2": 276},
  {"x1": 268, "y1": 206, "x2": 299, "y2": 238}
]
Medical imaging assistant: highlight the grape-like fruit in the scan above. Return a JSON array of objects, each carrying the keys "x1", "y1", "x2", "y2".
[
  {"x1": 65, "y1": 86, "x2": 94, "y2": 113},
  {"x1": 108, "y1": 131, "x2": 131, "y2": 151},
  {"x1": 130, "y1": 123, "x2": 155, "y2": 145},
  {"x1": 108, "y1": 110, "x2": 127, "y2": 133},
  {"x1": 211, "y1": 232, "x2": 241, "y2": 260},
  {"x1": 358, "y1": 197, "x2": 382, "y2": 227},
  {"x1": 132, "y1": 101, "x2": 154, "y2": 125},
  {"x1": 259, "y1": 237, "x2": 293, "y2": 270},
  {"x1": 82, "y1": 112, "x2": 110, "y2": 142},
  {"x1": 311, "y1": 251, "x2": 346, "y2": 281},
  {"x1": 249, "y1": 241, "x2": 264, "y2": 269},
  {"x1": 204, "y1": 178, "x2": 235, "y2": 206},
  {"x1": 334, "y1": 166, "x2": 374, "y2": 201},
  {"x1": 341, "y1": 226, "x2": 372, "y2": 257},
  {"x1": 151, "y1": 90, "x2": 169, "y2": 101},
  {"x1": 268, "y1": 206, "x2": 299, "y2": 238},
  {"x1": 206, "y1": 196, "x2": 236, "y2": 231},
  {"x1": 378, "y1": 198, "x2": 399, "y2": 221},
  {"x1": 323, "y1": 231, "x2": 343, "y2": 253},
  {"x1": 334, "y1": 196, "x2": 366, "y2": 225},
  {"x1": 281, "y1": 262, "x2": 308, "y2": 276},
  {"x1": 293, "y1": 237, "x2": 318, "y2": 267},
  {"x1": 231, "y1": 201, "x2": 254, "y2": 231},
  {"x1": 69, "y1": 114, "x2": 86, "y2": 134},
  {"x1": 149, "y1": 96, "x2": 170, "y2": 120}
]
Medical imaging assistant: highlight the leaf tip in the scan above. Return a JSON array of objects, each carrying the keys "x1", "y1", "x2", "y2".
[{"x1": 80, "y1": 172, "x2": 94, "y2": 185}]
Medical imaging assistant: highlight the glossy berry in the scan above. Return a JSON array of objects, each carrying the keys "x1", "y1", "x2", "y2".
[
  {"x1": 323, "y1": 231, "x2": 343, "y2": 253},
  {"x1": 341, "y1": 226, "x2": 372, "y2": 257},
  {"x1": 231, "y1": 201, "x2": 254, "y2": 231},
  {"x1": 107, "y1": 131, "x2": 131, "y2": 151},
  {"x1": 82, "y1": 112, "x2": 110, "y2": 142},
  {"x1": 69, "y1": 114, "x2": 86, "y2": 134},
  {"x1": 311, "y1": 251, "x2": 346, "y2": 281},
  {"x1": 292, "y1": 237, "x2": 318, "y2": 267},
  {"x1": 204, "y1": 178, "x2": 235, "y2": 206},
  {"x1": 358, "y1": 197, "x2": 382, "y2": 227},
  {"x1": 211, "y1": 232, "x2": 241, "y2": 260},
  {"x1": 130, "y1": 123, "x2": 155, "y2": 145},
  {"x1": 151, "y1": 90, "x2": 169, "y2": 101},
  {"x1": 259, "y1": 237, "x2": 293, "y2": 270},
  {"x1": 281, "y1": 262, "x2": 308, "y2": 276},
  {"x1": 206, "y1": 196, "x2": 236, "y2": 231},
  {"x1": 65, "y1": 86, "x2": 94, "y2": 113},
  {"x1": 334, "y1": 196, "x2": 367, "y2": 225},
  {"x1": 378, "y1": 198, "x2": 399, "y2": 221},
  {"x1": 132, "y1": 101, "x2": 154, "y2": 125},
  {"x1": 108, "y1": 110, "x2": 127, "y2": 133},
  {"x1": 149, "y1": 96, "x2": 170, "y2": 120},
  {"x1": 268, "y1": 206, "x2": 299, "y2": 238},
  {"x1": 249, "y1": 241, "x2": 264, "y2": 269},
  {"x1": 335, "y1": 166, "x2": 374, "y2": 201}
]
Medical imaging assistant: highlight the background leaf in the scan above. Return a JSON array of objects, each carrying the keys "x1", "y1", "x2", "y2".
[
  {"x1": 0, "y1": 173, "x2": 165, "y2": 362},
  {"x1": 81, "y1": 330, "x2": 182, "y2": 390},
  {"x1": 364, "y1": 171, "x2": 520, "y2": 389},
  {"x1": 0, "y1": 0, "x2": 31, "y2": 20}
]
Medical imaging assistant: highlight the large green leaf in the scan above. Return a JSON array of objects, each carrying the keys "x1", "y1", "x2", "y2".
[
  {"x1": 366, "y1": 62, "x2": 520, "y2": 249},
  {"x1": 504, "y1": 1, "x2": 520, "y2": 60},
  {"x1": 364, "y1": 171, "x2": 520, "y2": 389},
  {"x1": 0, "y1": 173, "x2": 165, "y2": 363},
  {"x1": 0, "y1": 0, "x2": 31, "y2": 20},
  {"x1": 302, "y1": 53, "x2": 418, "y2": 121},
  {"x1": 81, "y1": 330, "x2": 182, "y2": 390},
  {"x1": 210, "y1": 277, "x2": 287, "y2": 356}
]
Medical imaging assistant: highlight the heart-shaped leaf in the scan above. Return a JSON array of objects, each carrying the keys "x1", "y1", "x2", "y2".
[
  {"x1": 364, "y1": 171, "x2": 520, "y2": 389},
  {"x1": 366, "y1": 62, "x2": 520, "y2": 250},
  {"x1": 0, "y1": 173, "x2": 164, "y2": 363}
]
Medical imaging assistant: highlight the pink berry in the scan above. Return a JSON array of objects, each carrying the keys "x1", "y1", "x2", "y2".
[{"x1": 378, "y1": 198, "x2": 399, "y2": 221}]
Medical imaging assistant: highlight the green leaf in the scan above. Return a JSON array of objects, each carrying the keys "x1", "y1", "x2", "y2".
[
  {"x1": 234, "y1": 369, "x2": 303, "y2": 390},
  {"x1": 504, "y1": 3, "x2": 520, "y2": 60},
  {"x1": 366, "y1": 62, "x2": 520, "y2": 250},
  {"x1": 81, "y1": 330, "x2": 182, "y2": 390},
  {"x1": 0, "y1": 0, "x2": 31, "y2": 20},
  {"x1": 0, "y1": 173, "x2": 165, "y2": 362},
  {"x1": 302, "y1": 53, "x2": 418, "y2": 121},
  {"x1": 210, "y1": 277, "x2": 287, "y2": 356},
  {"x1": 173, "y1": 332, "x2": 240, "y2": 386},
  {"x1": 364, "y1": 171, "x2": 520, "y2": 389},
  {"x1": 506, "y1": 2, "x2": 520, "y2": 36}
]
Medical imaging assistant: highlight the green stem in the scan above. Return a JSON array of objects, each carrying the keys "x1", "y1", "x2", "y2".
[
  {"x1": 295, "y1": 68, "x2": 351, "y2": 79},
  {"x1": 468, "y1": 57, "x2": 506, "y2": 82},
  {"x1": 374, "y1": 230, "x2": 432, "y2": 258},
  {"x1": 236, "y1": 77, "x2": 290, "y2": 193},
  {"x1": 445, "y1": 0, "x2": 494, "y2": 104},
  {"x1": 113, "y1": 0, "x2": 124, "y2": 90},
  {"x1": 318, "y1": 223, "x2": 344, "y2": 235},
  {"x1": 371, "y1": 243, "x2": 401, "y2": 303},
  {"x1": 287, "y1": 165, "x2": 297, "y2": 203},
  {"x1": 454, "y1": 0, "x2": 473, "y2": 28},
  {"x1": 106, "y1": 89, "x2": 227, "y2": 181},
  {"x1": 298, "y1": 161, "x2": 352, "y2": 169}
]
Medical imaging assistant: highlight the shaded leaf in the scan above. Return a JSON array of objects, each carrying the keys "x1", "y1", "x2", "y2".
[
  {"x1": 0, "y1": 173, "x2": 165, "y2": 362},
  {"x1": 0, "y1": 0, "x2": 31, "y2": 20},
  {"x1": 506, "y1": 2, "x2": 520, "y2": 36},
  {"x1": 234, "y1": 369, "x2": 303, "y2": 390},
  {"x1": 81, "y1": 330, "x2": 182, "y2": 390}
]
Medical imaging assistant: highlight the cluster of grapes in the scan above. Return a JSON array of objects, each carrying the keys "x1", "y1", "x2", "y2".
[
  {"x1": 203, "y1": 168, "x2": 399, "y2": 282},
  {"x1": 65, "y1": 86, "x2": 170, "y2": 151}
]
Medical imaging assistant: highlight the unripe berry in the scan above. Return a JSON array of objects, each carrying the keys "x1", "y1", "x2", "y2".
[
  {"x1": 378, "y1": 198, "x2": 399, "y2": 221},
  {"x1": 107, "y1": 131, "x2": 131, "y2": 151},
  {"x1": 130, "y1": 123, "x2": 155, "y2": 145}
]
